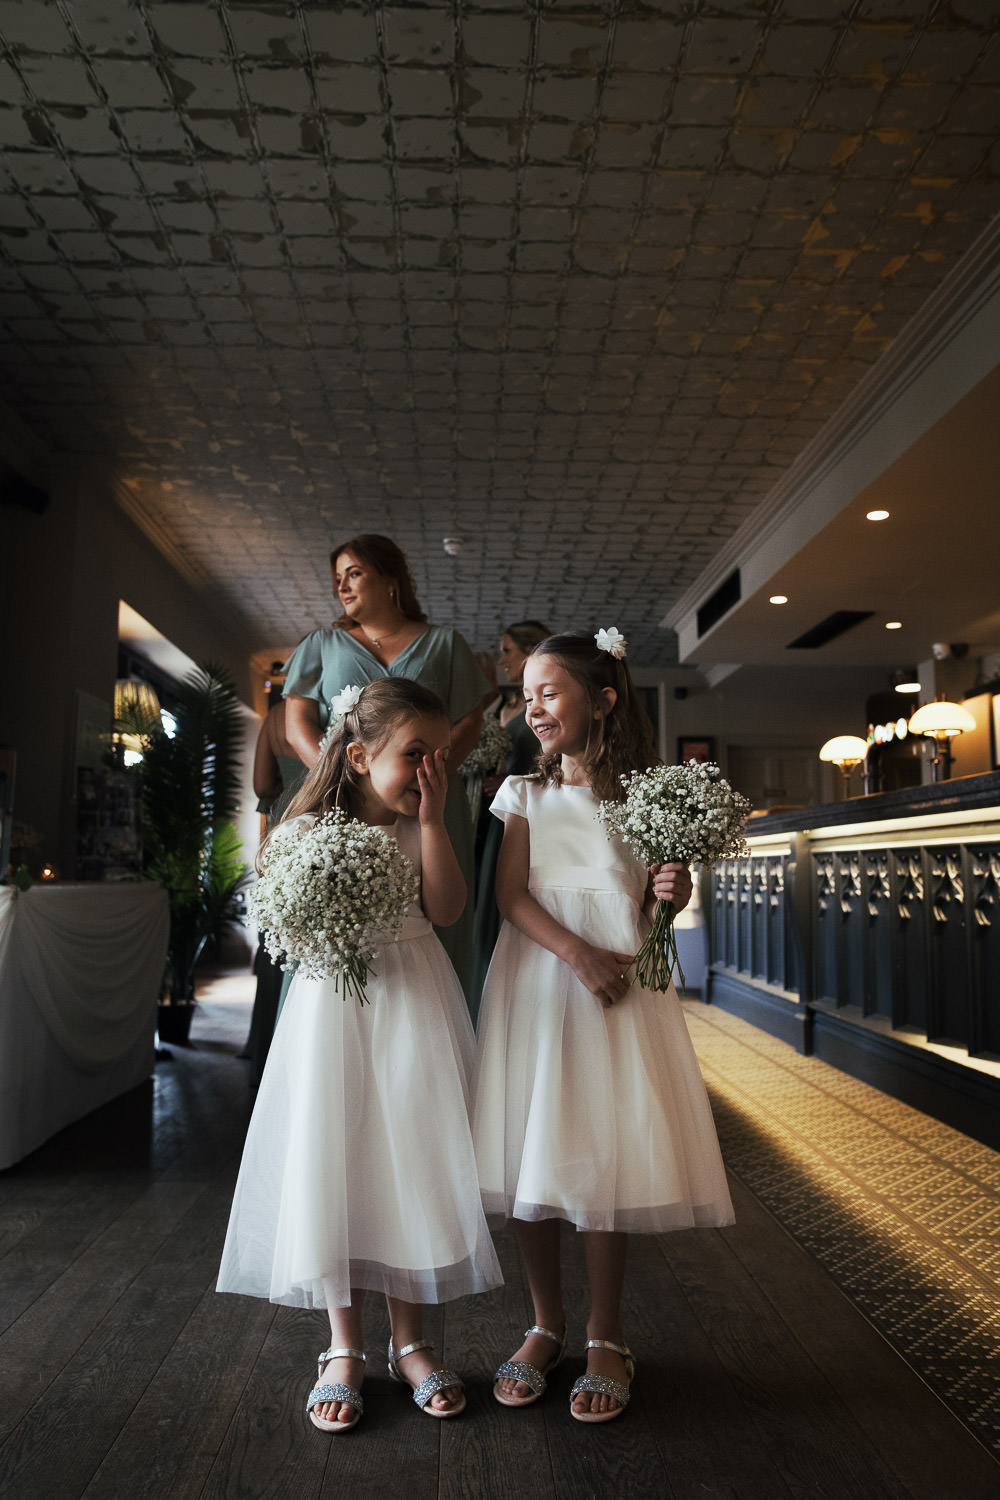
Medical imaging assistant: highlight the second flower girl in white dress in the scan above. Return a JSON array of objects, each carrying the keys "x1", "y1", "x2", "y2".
[{"x1": 218, "y1": 678, "x2": 501, "y2": 1434}]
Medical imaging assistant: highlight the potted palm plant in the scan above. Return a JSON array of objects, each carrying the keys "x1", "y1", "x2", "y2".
[{"x1": 138, "y1": 662, "x2": 248, "y2": 1043}]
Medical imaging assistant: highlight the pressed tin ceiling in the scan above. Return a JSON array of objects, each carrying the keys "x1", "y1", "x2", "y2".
[{"x1": 1, "y1": 0, "x2": 999, "y2": 666}]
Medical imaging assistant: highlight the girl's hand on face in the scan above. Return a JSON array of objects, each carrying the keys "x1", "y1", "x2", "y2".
[
  {"x1": 568, "y1": 940, "x2": 634, "y2": 1009},
  {"x1": 650, "y1": 862, "x2": 693, "y2": 913},
  {"x1": 416, "y1": 748, "x2": 449, "y2": 825}
]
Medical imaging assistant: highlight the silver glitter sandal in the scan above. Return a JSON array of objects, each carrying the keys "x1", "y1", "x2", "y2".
[
  {"x1": 569, "y1": 1338, "x2": 635, "y2": 1424},
  {"x1": 493, "y1": 1324, "x2": 567, "y2": 1408},
  {"x1": 306, "y1": 1346, "x2": 366, "y2": 1433},
  {"x1": 387, "y1": 1338, "x2": 466, "y2": 1418}
]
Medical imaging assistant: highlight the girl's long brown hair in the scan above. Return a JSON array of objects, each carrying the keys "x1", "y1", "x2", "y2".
[
  {"x1": 257, "y1": 678, "x2": 449, "y2": 870},
  {"x1": 530, "y1": 632, "x2": 659, "y2": 803},
  {"x1": 329, "y1": 534, "x2": 427, "y2": 628}
]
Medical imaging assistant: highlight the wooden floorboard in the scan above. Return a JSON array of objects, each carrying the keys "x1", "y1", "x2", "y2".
[
  {"x1": 660, "y1": 1195, "x2": 919, "y2": 1499},
  {"x1": 719, "y1": 1177, "x2": 995, "y2": 1500},
  {"x1": 1, "y1": 982, "x2": 997, "y2": 1500}
]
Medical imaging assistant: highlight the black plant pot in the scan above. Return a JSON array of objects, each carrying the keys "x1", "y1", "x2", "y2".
[{"x1": 157, "y1": 1000, "x2": 196, "y2": 1045}]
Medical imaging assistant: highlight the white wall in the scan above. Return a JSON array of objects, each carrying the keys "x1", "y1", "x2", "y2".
[{"x1": 634, "y1": 661, "x2": 885, "y2": 802}]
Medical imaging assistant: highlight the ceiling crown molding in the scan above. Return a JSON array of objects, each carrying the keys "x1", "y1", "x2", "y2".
[
  {"x1": 110, "y1": 472, "x2": 213, "y2": 596},
  {"x1": 109, "y1": 470, "x2": 254, "y2": 663}
]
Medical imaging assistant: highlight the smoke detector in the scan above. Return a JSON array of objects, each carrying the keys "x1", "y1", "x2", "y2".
[{"x1": 442, "y1": 536, "x2": 465, "y2": 556}]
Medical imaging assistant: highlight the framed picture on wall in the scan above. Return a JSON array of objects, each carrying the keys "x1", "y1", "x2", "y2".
[{"x1": 677, "y1": 736, "x2": 715, "y2": 765}]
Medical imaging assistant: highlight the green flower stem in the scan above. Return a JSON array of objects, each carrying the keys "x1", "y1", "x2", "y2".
[
  {"x1": 335, "y1": 956, "x2": 374, "y2": 1007},
  {"x1": 633, "y1": 899, "x2": 687, "y2": 994}
]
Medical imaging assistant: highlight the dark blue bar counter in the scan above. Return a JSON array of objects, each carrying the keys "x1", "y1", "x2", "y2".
[{"x1": 705, "y1": 771, "x2": 1000, "y2": 1148}]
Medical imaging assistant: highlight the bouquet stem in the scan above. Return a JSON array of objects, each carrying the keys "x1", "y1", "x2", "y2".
[
  {"x1": 335, "y1": 956, "x2": 373, "y2": 1007},
  {"x1": 633, "y1": 900, "x2": 687, "y2": 993},
  {"x1": 465, "y1": 772, "x2": 483, "y2": 824}
]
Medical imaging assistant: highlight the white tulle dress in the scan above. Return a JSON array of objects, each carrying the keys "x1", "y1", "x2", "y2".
[
  {"x1": 218, "y1": 815, "x2": 503, "y2": 1310},
  {"x1": 472, "y1": 777, "x2": 734, "y2": 1234}
]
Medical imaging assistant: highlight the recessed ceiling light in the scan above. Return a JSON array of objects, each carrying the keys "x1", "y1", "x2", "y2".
[
  {"x1": 769, "y1": 594, "x2": 788, "y2": 605},
  {"x1": 866, "y1": 509, "x2": 890, "y2": 521},
  {"x1": 886, "y1": 620, "x2": 903, "y2": 630},
  {"x1": 894, "y1": 680, "x2": 921, "y2": 694}
]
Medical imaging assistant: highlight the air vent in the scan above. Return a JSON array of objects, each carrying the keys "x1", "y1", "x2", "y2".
[
  {"x1": 786, "y1": 610, "x2": 874, "y2": 650},
  {"x1": 696, "y1": 569, "x2": 741, "y2": 637}
]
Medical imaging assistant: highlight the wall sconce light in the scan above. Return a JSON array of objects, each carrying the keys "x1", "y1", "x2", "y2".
[
  {"x1": 819, "y1": 734, "x2": 869, "y2": 792},
  {"x1": 907, "y1": 701, "x2": 976, "y2": 782},
  {"x1": 892, "y1": 669, "x2": 921, "y2": 695}
]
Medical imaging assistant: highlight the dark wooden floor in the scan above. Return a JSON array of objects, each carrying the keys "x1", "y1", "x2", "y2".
[{"x1": 1, "y1": 982, "x2": 997, "y2": 1500}]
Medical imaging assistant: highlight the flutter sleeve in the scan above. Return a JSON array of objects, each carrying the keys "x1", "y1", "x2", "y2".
[
  {"x1": 282, "y1": 631, "x2": 325, "y2": 703},
  {"x1": 489, "y1": 775, "x2": 528, "y2": 823}
]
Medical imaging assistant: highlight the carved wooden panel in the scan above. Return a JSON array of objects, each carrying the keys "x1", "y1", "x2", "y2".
[
  {"x1": 751, "y1": 857, "x2": 769, "y2": 980},
  {"x1": 863, "y1": 849, "x2": 894, "y2": 1021},
  {"x1": 837, "y1": 852, "x2": 866, "y2": 1011},
  {"x1": 927, "y1": 845, "x2": 968, "y2": 1045},
  {"x1": 738, "y1": 862, "x2": 754, "y2": 973},
  {"x1": 712, "y1": 831, "x2": 1000, "y2": 1063},
  {"x1": 968, "y1": 845, "x2": 1000, "y2": 1056},
  {"x1": 892, "y1": 849, "x2": 929, "y2": 1035},
  {"x1": 710, "y1": 852, "x2": 793, "y2": 991},
  {"x1": 767, "y1": 856, "x2": 787, "y2": 989}
]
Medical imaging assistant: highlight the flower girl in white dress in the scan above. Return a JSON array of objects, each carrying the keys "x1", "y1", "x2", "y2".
[
  {"x1": 473, "y1": 631, "x2": 734, "y2": 1424},
  {"x1": 219, "y1": 678, "x2": 501, "y2": 1433}
]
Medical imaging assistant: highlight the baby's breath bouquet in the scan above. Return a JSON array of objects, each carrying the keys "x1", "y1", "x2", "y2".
[
  {"x1": 459, "y1": 714, "x2": 513, "y2": 778},
  {"x1": 598, "y1": 761, "x2": 751, "y2": 991},
  {"x1": 249, "y1": 809, "x2": 420, "y2": 1005},
  {"x1": 459, "y1": 713, "x2": 513, "y2": 819}
]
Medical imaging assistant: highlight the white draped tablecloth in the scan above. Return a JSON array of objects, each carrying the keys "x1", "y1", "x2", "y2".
[{"x1": 0, "y1": 881, "x2": 169, "y2": 1169}]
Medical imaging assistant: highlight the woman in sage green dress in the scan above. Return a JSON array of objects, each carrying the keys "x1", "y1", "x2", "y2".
[
  {"x1": 283, "y1": 534, "x2": 490, "y2": 1000},
  {"x1": 470, "y1": 620, "x2": 549, "y2": 1022}
]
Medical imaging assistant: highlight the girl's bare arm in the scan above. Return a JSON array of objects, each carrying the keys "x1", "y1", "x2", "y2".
[
  {"x1": 417, "y1": 749, "x2": 466, "y2": 927},
  {"x1": 449, "y1": 703, "x2": 484, "y2": 769}
]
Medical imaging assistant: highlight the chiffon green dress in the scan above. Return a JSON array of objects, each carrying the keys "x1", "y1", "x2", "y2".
[
  {"x1": 282, "y1": 624, "x2": 490, "y2": 1000},
  {"x1": 470, "y1": 707, "x2": 539, "y2": 1024}
]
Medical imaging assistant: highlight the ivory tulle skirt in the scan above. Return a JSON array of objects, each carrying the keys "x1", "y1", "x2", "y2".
[
  {"x1": 218, "y1": 924, "x2": 502, "y2": 1309},
  {"x1": 472, "y1": 884, "x2": 735, "y2": 1234}
]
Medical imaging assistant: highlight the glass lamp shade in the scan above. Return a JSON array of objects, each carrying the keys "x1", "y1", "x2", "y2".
[
  {"x1": 818, "y1": 735, "x2": 869, "y2": 766},
  {"x1": 113, "y1": 678, "x2": 162, "y2": 752},
  {"x1": 907, "y1": 701, "x2": 976, "y2": 738}
]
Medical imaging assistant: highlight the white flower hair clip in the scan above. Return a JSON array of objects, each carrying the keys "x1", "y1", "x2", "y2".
[
  {"x1": 331, "y1": 683, "x2": 364, "y2": 718},
  {"x1": 595, "y1": 626, "x2": 627, "y2": 660},
  {"x1": 319, "y1": 683, "x2": 365, "y2": 754}
]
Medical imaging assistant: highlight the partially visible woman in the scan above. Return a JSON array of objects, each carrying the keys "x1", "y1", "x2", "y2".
[
  {"x1": 242, "y1": 685, "x2": 305, "y2": 1083},
  {"x1": 283, "y1": 534, "x2": 489, "y2": 998},
  {"x1": 254, "y1": 691, "x2": 306, "y2": 824},
  {"x1": 470, "y1": 620, "x2": 550, "y2": 1020}
]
